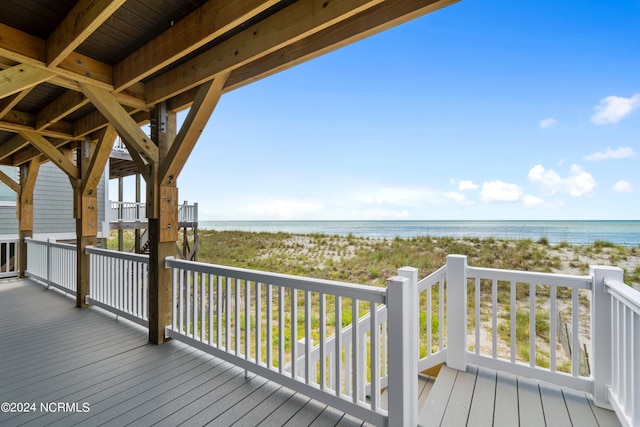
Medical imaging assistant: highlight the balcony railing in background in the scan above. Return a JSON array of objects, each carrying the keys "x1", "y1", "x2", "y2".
[
  {"x1": 110, "y1": 200, "x2": 197, "y2": 224},
  {"x1": 0, "y1": 238, "x2": 18, "y2": 278},
  {"x1": 25, "y1": 238, "x2": 76, "y2": 294}
]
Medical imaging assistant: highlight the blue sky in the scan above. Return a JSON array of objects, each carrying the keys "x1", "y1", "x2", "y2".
[{"x1": 114, "y1": 0, "x2": 640, "y2": 220}]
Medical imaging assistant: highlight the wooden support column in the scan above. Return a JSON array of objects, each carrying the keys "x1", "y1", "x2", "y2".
[
  {"x1": 75, "y1": 126, "x2": 116, "y2": 307},
  {"x1": 17, "y1": 160, "x2": 40, "y2": 277},
  {"x1": 148, "y1": 102, "x2": 178, "y2": 344}
]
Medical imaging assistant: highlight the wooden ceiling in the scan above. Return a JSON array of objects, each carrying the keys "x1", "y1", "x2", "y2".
[{"x1": 0, "y1": 0, "x2": 457, "y2": 169}]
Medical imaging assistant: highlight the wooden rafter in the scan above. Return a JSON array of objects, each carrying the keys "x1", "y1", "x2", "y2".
[
  {"x1": 80, "y1": 84, "x2": 159, "y2": 163},
  {"x1": 145, "y1": 0, "x2": 384, "y2": 104},
  {"x1": 160, "y1": 73, "x2": 229, "y2": 184},
  {"x1": 0, "y1": 90, "x2": 30, "y2": 118},
  {"x1": 113, "y1": 0, "x2": 279, "y2": 91},
  {"x1": 0, "y1": 134, "x2": 28, "y2": 162},
  {"x1": 36, "y1": 90, "x2": 88, "y2": 131},
  {"x1": 81, "y1": 125, "x2": 117, "y2": 197},
  {"x1": 0, "y1": 64, "x2": 54, "y2": 99},
  {"x1": 46, "y1": 0, "x2": 126, "y2": 68},
  {"x1": 0, "y1": 168, "x2": 19, "y2": 193},
  {"x1": 19, "y1": 130, "x2": 80, "y2": 179},
  {"x1": 226, "y1": 0, "x2": 459, "y2": 92}
]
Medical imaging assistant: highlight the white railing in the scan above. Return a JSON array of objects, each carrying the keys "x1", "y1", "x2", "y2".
[
  {"x1": 86, "y1": 246, "x2": 149, "y2": 327},
  {"x1": 25, "y1": 238, "x2": 77, "y2": 294},
  {"x1": 0, "y1": 238, "x2": 18, "y2": 278},
  {"x1": 164, "y1": 257, "x2": 417, "y2": 426},
  {"x1": 605, "y1": 277, "x2": 640, "y2": 427},
  {"x1": 110, "y1": 200, "x2": 197, "y2": 224},
  {"x1": 464, "y1": 260, "x2": 593, "y2": 391},
  {"x1": 112, "y1": 137, "x2": 128, "y2": 153},
  {"x1": 417, "y1": 265, "x2": 447, "y2": 371},
  {"x1": 39, "y1": 244, "x2": 630, "y2": 427},
  {"x1": 110, "y1": 201, "x2": 146, "y2": 222}
]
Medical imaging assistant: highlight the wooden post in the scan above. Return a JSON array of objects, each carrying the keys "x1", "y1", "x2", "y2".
[
  {"x1": 446, "y1": 254, "x2": 468, "y2": 371},
  {"x1": 17, "y1": 160, "x2": 40, "y2": 277},
  {"x1": 386, "y1": 274, "x2": 418, "y2": 426},
  {"x1": 148, "y1": 103, "x2": 178, "y2": 344},
  {"x1": 118, "y1": 176, "x2": 124, "y2": 251},
  {"x1": 591, "y1": 265, "x2": 624, "y2": 408},
  {"x1": 134, "y1": 173, "x2": 141, "y2": 253}
]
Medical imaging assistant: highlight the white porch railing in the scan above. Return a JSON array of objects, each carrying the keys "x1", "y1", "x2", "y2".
[
  {"x1": 605, "y1": 276, "x2": 640, "y2": 427},
  {"x1": 20, "y1": 241, "x2": 635, "y2": 427},
  {"x1": 110, "y1": 200, "x2": 197, "y2": 224},
  {"x1": 86, "y1": 246, "x2": 149, "y2": 327},
  {"x1": 164, "y1": 257, "x2": 417, "y2": 426},
  {"x1": 25, "y1": 238, "x2": 76, "y2": 295},
  {"x1": 0, "y1": 238, "x2": 18, "y2": 278}
]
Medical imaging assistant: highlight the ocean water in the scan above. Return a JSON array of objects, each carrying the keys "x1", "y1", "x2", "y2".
[{"x1": 199, "y1": 220, "x2": 640, "y2": 247}]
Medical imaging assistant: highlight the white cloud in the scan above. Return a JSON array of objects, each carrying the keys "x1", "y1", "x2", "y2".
[
  {"x1": 481, "y1": 180, "x2": 523, "y2": 202},
  {"x1": 446, "y1": 192, "x2": 473, "y2": 205},
  {"x1": 458, "y1": 180, "x2": 479, "y2": 191},
  {"x1": 591, "y1": 93, "x2": 640, "y2": 125},
  {"x1": 584, "y1": 146, "x2": 636, "y2": 161},
  {"x1": 522, "y1": 195, "x2": 544, "y2": 206},
  {"x1": 613, "y1": 180, "x2": 633, "y2": 193},
  {"x1": 528, "y1": 164, "x2": 596, "y2": 197},
  {"x1": 539, "y1": 118, "x2": 557, "y2": 129}
]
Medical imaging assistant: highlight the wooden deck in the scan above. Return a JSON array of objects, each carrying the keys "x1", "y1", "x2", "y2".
[
  {"x1": 0, "y1": 278, "x2": 623, "y2": 427},
  {"x1": 0, "y1": 279, "x2": 368, "y2": 427},
  {"x1": 419, "y1": 365, "x2": 621, "y2": 427}
]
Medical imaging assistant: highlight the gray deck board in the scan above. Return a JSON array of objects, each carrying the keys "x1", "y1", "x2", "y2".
[
  {"x1": 0, "y1": 279, "x2": 370, "y2": 427},
  {"x1": 563, "y1": 387, "x2": 599, "y2": 427},
  {"x1": 517, "y1": 376, "x2": 545, "y2": 427},
  {"x1": 493, "y1": 370, "x2": 519, "y2": 427},
  {"x1": 420, "y1": 362, "x2": 621, "y2": 427},
  {"x1": 419, "y1": 364, "x2": 458, "y2": 427},
  {"x1": 441, "y1": 365, "x2": 478, "y2": 426},
  {"x1": 0, "y1": 278, "x2": 624, "y2": 427},
  {"x1": 538, "y1": 381, "x2": 571, "y2": 427},
  {"x1": 467, "y1": 366, "x2": 496, "y2": 427}
]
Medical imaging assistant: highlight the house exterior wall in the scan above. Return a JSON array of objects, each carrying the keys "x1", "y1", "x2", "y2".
[{"x1": 0, "y1": 162, "x2": 108, "y2": 238}]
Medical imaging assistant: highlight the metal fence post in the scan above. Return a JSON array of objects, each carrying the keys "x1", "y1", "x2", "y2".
[
  {"x1": 387, "y1": 274, "x2": 418, "y2": 426},
  {"x1": 446, "y1": 254, "x2": 467, "y2": 371}
]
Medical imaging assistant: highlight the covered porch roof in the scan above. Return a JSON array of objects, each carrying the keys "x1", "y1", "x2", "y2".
[{"x1": 0, "y1": 0, "x2": 456, "y2": 168}]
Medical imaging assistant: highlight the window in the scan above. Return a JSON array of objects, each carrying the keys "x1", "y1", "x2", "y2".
[{"x1": 0, "y1": 166, "x2": 18, "y2": 206}]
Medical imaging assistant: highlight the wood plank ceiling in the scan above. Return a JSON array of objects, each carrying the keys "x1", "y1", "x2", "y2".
[{"x1": 0, "y1": 0, "x2": 457, "y2": 171}]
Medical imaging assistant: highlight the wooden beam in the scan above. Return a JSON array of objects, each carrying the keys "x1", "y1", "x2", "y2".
[
  {"x1": 46, "y1": 0, "x2": 126, "y2": 67},
  {"x1": 226, "y1": 0, "x2": 459, "y2": 91},
  {"x1": 0, "y1": 109, "x2": 76, "y2": 139},
  {"x1": 0, "y1": 168, "x2": 19, "y2": 193},
  {"x1": 19, "y1": 130, "x2": 80, "y2": 179},
  {"x1": 10, "y1": 138, "x2": 70, "y2": 166},
  {"x1": 81, "y1": 125, "x2": 117, "y2": 197},
  {"x1": 0, "y1": 64, "x2": 55, "y2": 98},
  {"x1": 0, "y1": 23, "x2": 113, "y2": 89},
  {"x1": 145, "y1": 0, "x2": 384, "y2": 104},
  {"x1": 160, "y1": 73, "x2": 229, "y2": 184},
  {"x1": 0, "y1": 89, "x2": 31, "y2": 118},
  {"x1": 113, "y1": 0, "x2": 278, "y2": 91},
  {"x1": 0, "y1": 134, "x2": 28, "y2": 163},
  {"x1": 80, "y1": 84, "x2": 159, "y2": 163},
  {"x1": 35, "y1": 90, "x2": 88, "y2": 130}
]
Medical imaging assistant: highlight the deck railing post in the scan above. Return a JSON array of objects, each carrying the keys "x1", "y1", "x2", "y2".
[
  {"x1": 590, "y1": 265, "x2": 623, "y2": 408},
  {"x1": 446, "y1": 254, "x2": 468, "y2": 371},
  {"x1": 387, "y1": 274, "x2": 418, "y2": 426}
]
